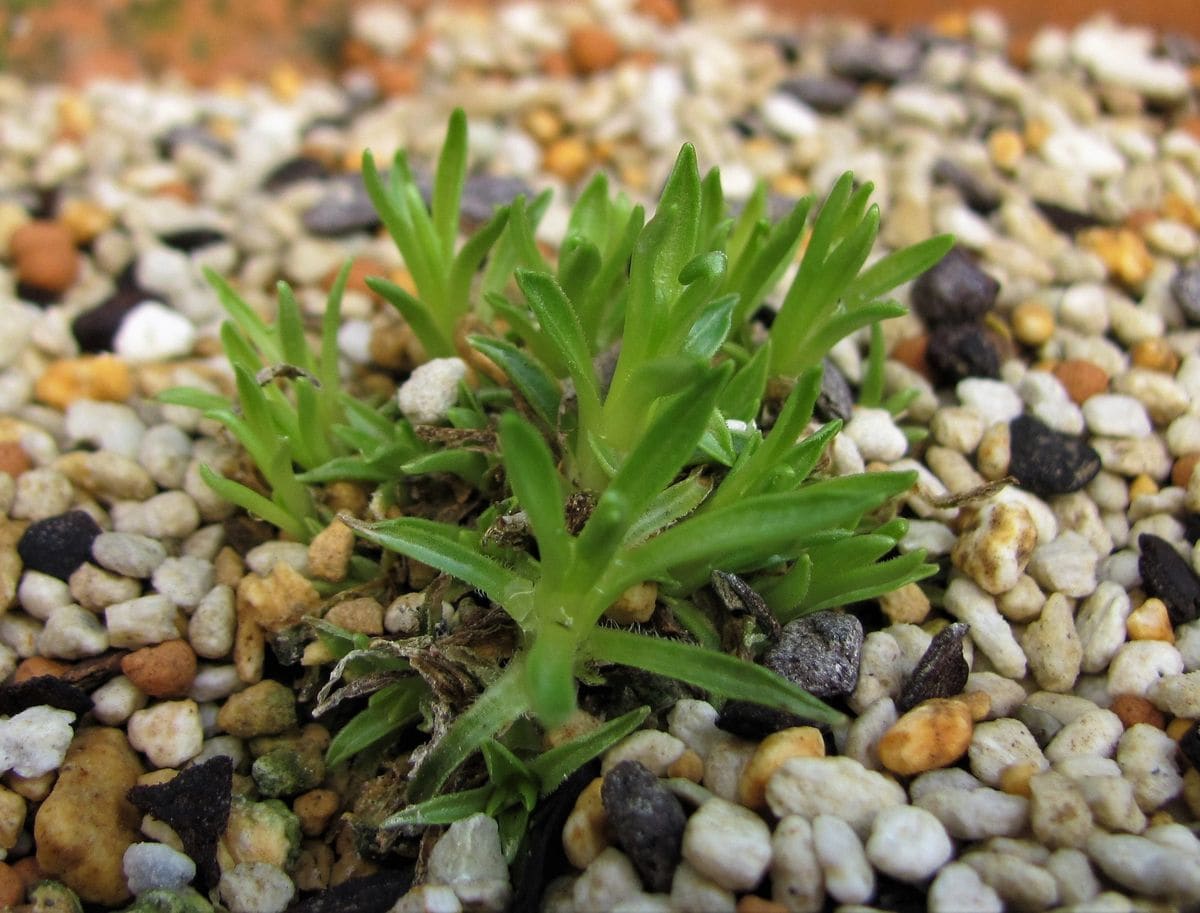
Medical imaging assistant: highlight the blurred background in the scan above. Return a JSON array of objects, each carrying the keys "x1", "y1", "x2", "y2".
[{"x1": 2, "y1": 0, "x2": 1197, "y2": 85}]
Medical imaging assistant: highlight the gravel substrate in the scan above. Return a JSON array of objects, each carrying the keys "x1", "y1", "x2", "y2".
[{"x1": 1, "y1": 1, "x2": 1200, "y2": 911}]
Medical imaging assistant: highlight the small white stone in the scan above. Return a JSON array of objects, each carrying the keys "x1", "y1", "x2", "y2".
[
  {"x1": 965, "y1": 672, "x2": 1028, "y2": 719},
  {"x1": 127, "y1": 700, "x2": 204, "y2": 768},
  {"x1": 1107, "y1": 640, "x2": 1183, "y2": 699},
  {"x1": 91, "y1": 675, "x2": 148, "y2": 726},
  {"x1": 190, "y1": 665, "x2": 246, "y2": 703},
  {"x1": 928, "y1": 862, "x2": 1003, "y2": 913},
  {"x1": 124, "y1": 841, "x2": 197, "y2": 894},
  {"x1": 1043, "y1": 706, "x2": 1123, "y2": 762},
  {"x1": 350, "y1": 2, "x2": 414, "y2": 56},
  {"x1": 1046, "y1": 847, "x2": 1102, "y2": 907},
  {"x1": 944, "y1": 576, "x2": 1027, "y2": 679},
  {"x1": 915, "y1": 786, "x2": 1030, "y2": 841},
  {"x1": 683, "y1": 797, "x2": 771, "y2": 892},
  {"x1": 17, "y1": 570, "x2": 73, "y2": 621},
  {"x1": 573, "y1": 848, "x2": 643, "y2": 912},
  {"x1": 189, "y1": 585, "x2": 236, "y2": 659},
  {"x1": 390, "y1": 884, "x2": 463, "y2": 913},
  {"x1": 397, "y1": 358, "x2": 468, "y2": 425},
  {"x1": 701, "y1": 732, "x2": 756, "y2": 802},
  {"x1": 37, "y1": 604, "x2": 109, "y2": 659},
  {"x1": 92, "y1": 531, "x2": 168, "y2": 579},
  {"x1": 760, "y1": 93, "x2": 819, "y2": 139},
  {"x1": 1116, "y1": 368, "x2": 1191, "y2": 427},
  {"x1": 1022, "y1": 593, "x2": 1082, "y2": 693},
  {"x1": 1149, "y1": 671, "x2": 1200, "y2": 717},
  {"x1": 770, "y1": 815, "x2": 824, "y2": 913},
  {"x1": 962, "y1": 849, "x2": 1060, "y2": 911},
  {"x1": 1029, "y1": 769, "x2": 1094, "y2": 849},
  {"x1": 152, "y1": 556, "x2": 214, "y2": 610},
  {"x1": 969, "y1": 718, "x2": 1048, "y2": 787},
  {"x1": 111, "y1": 491, "x2": 201, "y2": 539},
  {"x1": 64, "y1": 401, "x2": 146, "y2": 459},
  {"x1": 1076, "y1": 582, "x2": 1132, "y2": 674},
  {"x1": 669, "y1": 862, "x2": 735, "y2": 913},
  {"x1": 105, "y1": 594, "x2": 182, "y2": 648},
  {"x1": 114, "y1": 301, "x2": 198, "y2": 362},
  {"x1": 1117, "y1": 724, "x2": 1183, "y2": 813},
  {"x1": 1082, "y1": 394, "x2": 1153, "y2": 438},
  {"x1": 427, "y1": 813, "x2": 511, "y2": 913},
  {"x1": 10, "y1": 468, "x2": 73, "y2": 521},
  {"x1": 602, "y1": 731, "x2": 686, "y2": 777},
  {"x1": 245, "y1": 541, "x2": 310, "y2": 577},
  {"x1": 1027, "y1": 531, "x2": 1098, "y2": 599},
  {"x1": 219, "y1": 862, "x2": 295, "y2": 913},
  {"x1": 843, "y1": 407, "x2": 908, "y2": 462},
  {"x1": 1086, "y1": 832, "x2": 1200, "y2": 905},
  {"x1": 956, "y1": 378, "x2": 1023, "y2": 423},
  {"x1": 0, "y1": 706, "x2": 75, "y2": 777},
  {"x1": 766, "y1": 756, "x2": 906, "y2": 838},
  {"x1": 1042, "y1": 129, "x2": 1125, "y2": 179},
  {"x1": 841, "y1": 697, "x2": 897, "y2": 771},
  {"x1": 865, "y1": 805, "x2": 952, "y2": 883},
  {"x1": 847, "y1": 630, "x2": 904, "y2": 713}
]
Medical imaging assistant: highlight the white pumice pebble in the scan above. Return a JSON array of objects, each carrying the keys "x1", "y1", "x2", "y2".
[
  {"x1": 812, "y1": 814, "x2": 873, "y2": 905},
  {"x1": 1106, "y1": 640, "x2": 1184, "y2": 698},
  {"x1": 968, "y1": 718, "x2": 1048, "y2": 786},
  {"x1": 397, "y1": 357, "x2": 468, "y2": 424},
  {"x1": 682, "y1": 798, "x2": 771, "y2": 892},
  {"x1": 928, "y1": 862, "x2": 1003, "y2": 913},
  {"x1": 1116, "y1": 724, "x2": 1183, "y2": 813},
  {"x1": 91, "y1": 675, "x2": 149, "y2": 726},
  {"x1": 766, "y1": 756, "x2": 906, "y2": 838},
  {"x1": 865, "y1": 805, "x2": 953, "y2": 883}
]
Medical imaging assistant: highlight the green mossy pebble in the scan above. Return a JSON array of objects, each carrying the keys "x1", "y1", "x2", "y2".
[
  {"x1": 252, "y1": 743, "x2": 325, "y2": 797},
  {"x1": 29, "y1": 880, "x2": 83, "y2": 913},
  {"x1": 118, "y1": 887, "x2": 214, "y2": 913},
  {"x1": 216, "y1": 680, "x2": 297, "y2": 738}
]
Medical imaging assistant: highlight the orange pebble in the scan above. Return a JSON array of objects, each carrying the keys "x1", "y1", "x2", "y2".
[
  {"x1": 9, "y1": 856, "x2": 40, "y2": 893},
  {"x1": 9, "y1": 221, "x2": 78, "y2": 294},
  {"x1": 1110, "y1": 694, "x2": 1166, "y2": 729},
  {"x1": 1052, "y1": 358, "x2": 1109, "y2": 405},
  {"x1": 12, "y1": 657, "x2": 69, "y2": 683},
  {"x1": 568, "y1": 25, "x2": 622, "y2": 74},
  {"x1": 0, "y1": 441, "x2": 31, "y2": 478},
  {"x1": 34, "y1": 354, "x2": 133, "y2": 410},
  {"x1": 890, "y1": 335, "x2": 932, "y2": 381},
  {"x1": 1167, "y1": 718, "x2": 1195, "y2": 741},
  {"x1": 0, "y1": 862, "x2": 23, "y2": 908},
  {"x1": 121, "y1": 640, "x2": 198, "y2": 698},
  {"x1": 1172, "y1": 452, "x2": 1200, "y2": 489},
  {"x1": 1130, "y1": 338, "x2": 1180, "y2": 374}
]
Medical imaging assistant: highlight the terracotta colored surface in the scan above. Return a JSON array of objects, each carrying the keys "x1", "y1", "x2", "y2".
[{"x1": 2, "y1": 0, "x2": 1196, "y2": 85}]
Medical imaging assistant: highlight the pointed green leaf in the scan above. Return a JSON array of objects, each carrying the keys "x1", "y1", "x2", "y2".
[
  {"x1": 469, "y1": 335, "x2": 561, "y2": 426},
  {"x1": 432, "y1": 108, "x2": 468, "y2": 259},
  {"x1": 345, "y1": 515, "x2": 521, "y2": 607},
  {"x1": 499, "y1": 411, "x2": 569, "y2": 575},
  {"x1": 586, "y1": 627, "x2": 843, "y2": 725}
]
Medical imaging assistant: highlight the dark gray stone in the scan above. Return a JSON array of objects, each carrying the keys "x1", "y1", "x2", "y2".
[
  {"x1": 1139, "y1": 533, "x2": 1200, "y2": 626},
  {"x1": 776, "y1": 75, "x2": 859, "y2": 113},
  {"x1": 763, "y1": 610, "x2": 863, "y2": 699},
  {"x1": 926, "y1": 322, "x2": 1002, "y2": 385},
  {"x1": 16, "y1": 510, "x2": 101, "y2": 581},
  {"x1": 1009, "y1": 414, "x2": 1101, "y2": 497},
  {"x1": 910, "y1": 247, "x2": 1000, "y2": 327},
  {"x1": 828, "y1": 36, "x2": 923, "y2": 83},
  {"x1": 898, "y1": 623, "x2": 970, "y2": 712},
  {"x1": 601, "y1": 760, "x2": 686, "y2": 893}
]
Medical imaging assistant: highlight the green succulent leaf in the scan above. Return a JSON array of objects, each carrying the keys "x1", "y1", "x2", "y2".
[{"x1": 326, "y1": 678, "x2": 426, "y2": 768}]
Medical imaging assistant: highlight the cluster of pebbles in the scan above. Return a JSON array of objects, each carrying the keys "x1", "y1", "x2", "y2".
[{"x1": 0, "y1": 0, "x2": 1199, "y2": 910}]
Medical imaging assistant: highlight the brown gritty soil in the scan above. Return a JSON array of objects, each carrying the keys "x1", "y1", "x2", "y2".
[{"x1": 2, "y1": 0, "x2": 1197, "y2": 86}]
